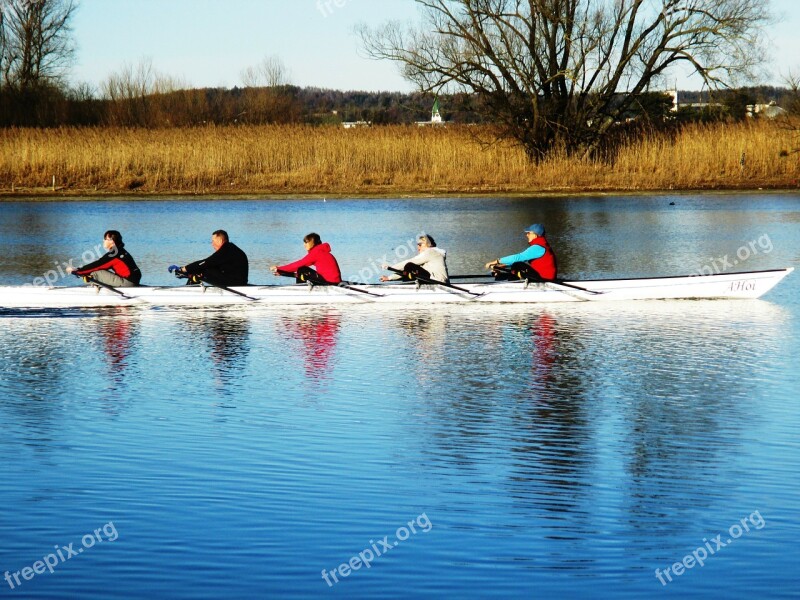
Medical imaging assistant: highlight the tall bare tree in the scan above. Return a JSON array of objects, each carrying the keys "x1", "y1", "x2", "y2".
[
  {"x1": 1, "y1": 3, "x2": 14, "y2": 88},
  {"x1": 101, "y1": 58, "x2": 193, "y2": 126},
  {"x1": 241, "y1": 54, "x2": 290, "y2": 88},
  {"x1": 0, "y1": 0, "x2": 76, "y2": 91},
  {"x1": 360, "y1": 0, "x2": 771, "y2": 160},
  {"x1": 240, "y1": 54, "x2": 297, "y2": 123},
  {"x1": 784, "y1": 73, "x2": 800, "y2": 116},
  {"x1": 0, "y1": 4, "x2": 7, "y2": 86},
  {"x1": 780, "y1": 72, "x2": 800, "y2": 155}
]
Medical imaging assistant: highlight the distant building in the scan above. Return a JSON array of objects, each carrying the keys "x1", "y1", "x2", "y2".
[
  {"x1": 431, "y1": 97, "x2": 442, "y2": 123},
  {"x1": 417, "y1": 97, "x2": 446, "y2": 126},
  {"x1": 342, "y1": 120, "x2": 371, "y2": 128},
  {"x1": 667, "y1": 88, "x2": 730, "y2": 112},
  {"x1": 746, "y1": 101, "x2": 787, "y2": 119},
  {"x1": 666, "y1": 89, "x2": 678, "y2": 112}
]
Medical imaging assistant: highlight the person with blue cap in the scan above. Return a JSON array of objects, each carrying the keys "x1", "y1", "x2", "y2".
[{"x1": 484, "y1": 223, "x2": 558, "y2": 281}]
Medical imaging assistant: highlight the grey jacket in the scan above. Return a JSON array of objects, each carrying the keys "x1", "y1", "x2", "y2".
[{"x1": 388, "y1": 247, "x2": 449, "y2": 282}]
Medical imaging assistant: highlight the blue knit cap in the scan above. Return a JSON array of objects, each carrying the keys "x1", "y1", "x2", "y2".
[{"x1": 524, "y1": 223, "x2": 545, "y2": 236}]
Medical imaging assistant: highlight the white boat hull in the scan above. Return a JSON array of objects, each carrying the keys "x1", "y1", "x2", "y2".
[{"x1": 0, "y1": 269, "x2": 792, "y2": 309}]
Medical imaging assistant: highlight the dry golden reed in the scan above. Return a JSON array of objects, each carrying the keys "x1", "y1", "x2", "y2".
[{"x1": 1, "y1": 121, "x2": 798, "y2": 196}]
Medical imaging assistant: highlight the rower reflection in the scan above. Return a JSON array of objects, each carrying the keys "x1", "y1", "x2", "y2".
[
  {"x1": 181, "y1": 312, "x2": 252, "y2": 391},
  {"x1": 98, "y1": 308, "x2": 139, "y2": 383},
  {"x1": 394, "y1": 311, "x2": 449, "y2": 384},
  {"x1": 209, "y1": 315, "x2": 250, "y2": 383},
  {"x1": 531, "y1": 312, "x2": 557, "y2": 382},
  {"x1": 279, "y1": 310, "x2": 341, "y2": 380},
  {"x1": 499, "y1": 312, "x2": 595, "y2": 517}
]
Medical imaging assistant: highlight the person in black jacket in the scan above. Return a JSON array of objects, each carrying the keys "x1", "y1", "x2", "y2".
[
  {"x1": 67, "y1": 230, "x2": 142, "y2": 287},
  {"x1": 177, "y1": 230, "x2": 249, "y2": 286}
]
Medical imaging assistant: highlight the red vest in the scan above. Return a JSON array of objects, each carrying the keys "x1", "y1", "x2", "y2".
[{"x1": 528, "y1": 237, "x2": 557, "y2": 280}]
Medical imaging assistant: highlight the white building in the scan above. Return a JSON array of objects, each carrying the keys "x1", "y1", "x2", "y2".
[
  {"x1": 417, "y1": 97, "x2": 445, "y2": 126},
  {"x1": 342, "y1": 121, "x2": 371, "y2": 128},
  {"x1": 746, "y1": 101, "x2": 787, "y2": 119}
]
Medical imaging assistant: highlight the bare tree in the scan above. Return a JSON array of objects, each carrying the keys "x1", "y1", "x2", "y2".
[
  {"x1": 240, "y1": 54, "x2": 290, "y2": 88},
  {"x1": 239, "y1": 54, "x2": 297, "y2": 123},
  {"x1": 0, "y1": 0, "x2": 76, "y2": 91},
  {"x1": 0, "y1": 4, "x2": 7, "y2": 86},
  {"x1": 784, "y1": 72, "x2": 800, "y2": 116},
  {"x1": 360, "y1": 0, "x2": 771, "y2": 160},
  {"x1": 779, "y1": 71, "x2": 800, "y2": 155},
  {"x1": 101, "y1": 57, "x2": 192, "y2": 126}
]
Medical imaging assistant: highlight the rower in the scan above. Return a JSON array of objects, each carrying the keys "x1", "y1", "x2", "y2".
[
  {"x1": 271, "y1": 233, "x2": 342, "y2": 284},
  {"x1": 67, "y1": 230, "x2": 142, "y2": 287},
  {"x1": 484, "y1": 223, "x2": 558, "y2": 281},
  {"x1": 380, "y1": 234, "x2": 450, "y2": 283},
  {"x1": 174, "y1": 230, "x2": 249, "y2": 286}
]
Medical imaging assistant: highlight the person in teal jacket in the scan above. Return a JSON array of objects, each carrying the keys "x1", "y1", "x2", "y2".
[{"x1": 484, "y1": 223, "x2": 558, "y2": 281}]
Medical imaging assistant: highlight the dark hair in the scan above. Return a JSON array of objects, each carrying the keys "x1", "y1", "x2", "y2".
[
  {"x1": 303, "y1": 232, "x2": 321, "y2": 246},
  {"x1": 104, "y1": 230, "x2": 123, "y2": 247},
  {"x1": 212, "y1": 230, "x2": 229, "y2": 243},
  {"x1": 419, "y1": 234, "x2": 436, "y2": 247}
]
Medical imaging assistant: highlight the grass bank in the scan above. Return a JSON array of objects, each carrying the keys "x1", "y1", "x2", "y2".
[{"x1": 1, "y1": 122, "x2": 799, "y2": 197}]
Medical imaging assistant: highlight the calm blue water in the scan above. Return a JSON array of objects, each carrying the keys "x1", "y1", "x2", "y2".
[{"x1": 1, "y1": 195, "x2": 798, "y2": 598}]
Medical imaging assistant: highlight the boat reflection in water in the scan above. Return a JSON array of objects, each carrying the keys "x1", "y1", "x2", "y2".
[{"x1": 399, "y1": 300, "x2": 790, "y2": 568}]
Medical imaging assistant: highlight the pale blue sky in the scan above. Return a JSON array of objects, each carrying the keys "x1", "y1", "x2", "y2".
[{"x1": 70, "y1": 0, "x2": 800, "y2": 93}]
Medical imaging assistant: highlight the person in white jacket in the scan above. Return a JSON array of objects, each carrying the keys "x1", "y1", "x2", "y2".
[{"x1": 380, "y1": 234, "x2": 450, "y2": 283}]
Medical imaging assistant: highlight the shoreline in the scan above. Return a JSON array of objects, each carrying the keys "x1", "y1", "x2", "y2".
[{"x1": 1, "y1": 183, "x2": 798, "y2": 201}]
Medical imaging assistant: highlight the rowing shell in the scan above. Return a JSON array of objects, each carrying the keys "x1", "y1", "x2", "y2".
[{"x1": 0, "y1": 269, "x2": 792, "y2": 309}]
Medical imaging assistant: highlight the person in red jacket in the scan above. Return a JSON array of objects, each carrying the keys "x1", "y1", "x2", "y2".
[
  {"x1": 67, "y1": 230, "x2": 142, "y2": 287},
  {"x1": 271, "y1": 233, "x2": 342, "y2": 284},
  {"x1": 484, "y1": 223, "x2": 557, "y2": 281}
]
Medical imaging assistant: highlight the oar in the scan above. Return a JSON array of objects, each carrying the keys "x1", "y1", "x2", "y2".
[
  {"x1": 198, "y1": 276, "x2": 259, "y2": 302},
  {"x1": 491, "y1": 266, "x2": 603, "y2": 295},
  {"x1": 386, "y1": 267, "x2": 482, "y2": 297},
  {"x1": 276, "y1": 270, "x2": 384, "y2": 298},
  {"x1": 449, "y1": 274, "x2": 496, "y2": 280},
  {"x1": 552, "y1": 280, "x2": 604, "y2": 295},
  {"x1": 333, "y1": 281, "x2": 384, "y2": 297},
  {"x1": 169, "y1": 265, "x2": 259, "y2": 301},
  {"x1": 73, "y1": 272, "x2": 135, "y2": 300}
]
